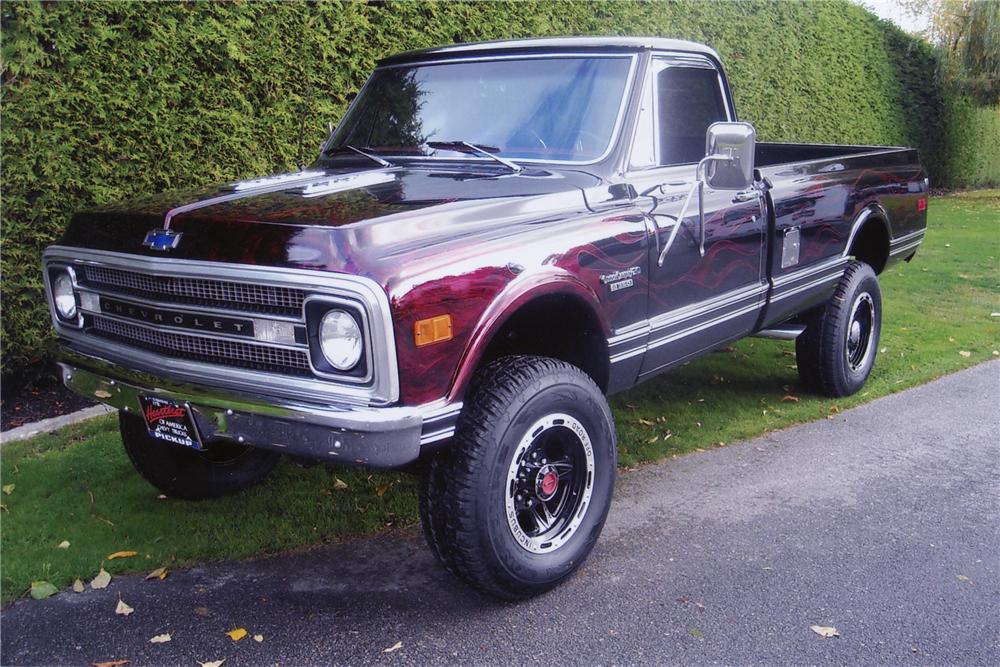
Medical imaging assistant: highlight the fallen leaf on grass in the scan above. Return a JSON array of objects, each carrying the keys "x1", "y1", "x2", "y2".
[
  {"x1": 333, "y1": 478, "x2": 348, "y2": 490},
  {"x1": 2, "y1": 484, "x2": 14, "y2": 495},
  {"x1": 145, "y1": 567, "x2": 168, "y2": 581},
  {"x1": 93, "y1": 660, "x2": 129, "y2": 667},
  {"x1": 149, "y1": 633, "x2": 171, "y2": 644},
  {"x1": 958, "y1": 350, "x2": 971, "y2": 358},
  {"x1": 383, "y1": 641, "x2": 403, "y2": 653},
  {"x1": 226, "y1": 628, "x2": 248, "y2": 641},
  {"x1": 810, "y1": 625, "x2": 840, "y2": 638},
  {"x1": 253, "y1": 635, "x2": 264, "y2": 643},
  {"x1": 91, "y1": 568, "x2": 112, "y2": 589},
  {"x1": 638, "y1": 418, "x2": 654, "y2": 426},
  {"x1": 57, "y1": 540, "x2": 70, "y2": 549},
  {"x1": 73, "y1": 579, "x2": 85, "y2": 593},
  {"x1": 198, "y1": 661, "x2": 225, "y2": 667},
  {"x1": 115, "y1": 598, "x2": 134, "y2": 616},
  {"x1": 375, "y1": 483, "x2": 392, "y2": 497},
  {"x1": 107, "y1": 551, "x2": 137, "y2": 560},
  {"x1": 780, "y1": 395, "x2": 800, "y2": 403},
  {"x1": 30, "y1": 581, "x2": 58, "y2": 600}
]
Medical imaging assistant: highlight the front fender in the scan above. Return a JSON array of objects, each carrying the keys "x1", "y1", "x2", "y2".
[{"x1": 446, "y1": 267, "x2": 608, "y2": 403}]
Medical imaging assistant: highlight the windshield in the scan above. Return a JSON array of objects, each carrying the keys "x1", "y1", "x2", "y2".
[{"x1": 331, "y1": 55, "x2": 634, "y2": 163}]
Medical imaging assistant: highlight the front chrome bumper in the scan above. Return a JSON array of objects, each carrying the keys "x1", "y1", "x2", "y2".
[{"x1": 59, "y1": 347, "x2": 458, "y2": 468}]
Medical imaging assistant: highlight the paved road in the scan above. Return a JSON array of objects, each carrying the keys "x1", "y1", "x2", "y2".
[{"x1": 3, "y1": 362, "x2": 998, "y2": 666}]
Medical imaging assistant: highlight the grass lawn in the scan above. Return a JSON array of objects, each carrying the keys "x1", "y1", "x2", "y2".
[{"x1": 2, "y1": 190, "x2": 997, "y2": 604}]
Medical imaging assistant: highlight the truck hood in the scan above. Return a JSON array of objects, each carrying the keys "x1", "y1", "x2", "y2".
[{"x1": 62, "y1": 165, "x2": 608, "y2": 285}]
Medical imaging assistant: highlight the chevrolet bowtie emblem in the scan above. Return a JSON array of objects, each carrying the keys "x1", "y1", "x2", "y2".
[{"x1": 143, "y1": 228, "x2": 182, "y2": 251}]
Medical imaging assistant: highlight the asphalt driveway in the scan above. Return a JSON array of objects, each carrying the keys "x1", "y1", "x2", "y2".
[{"x1": 2, "y1": 361, "x2": 998, "y2": 666}]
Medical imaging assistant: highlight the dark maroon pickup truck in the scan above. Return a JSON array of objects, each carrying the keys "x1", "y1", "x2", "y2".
[{"x1": 44, "y1": 37, "x2": 927, "y2": 598}]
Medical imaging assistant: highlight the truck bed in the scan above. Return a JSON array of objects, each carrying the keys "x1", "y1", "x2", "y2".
[
  {"x1": 755, "y1": 141, "x2": 912, "y2": 168},
  {"x1": 752, "y1": 142, "x2": 927, "y2": 329}
]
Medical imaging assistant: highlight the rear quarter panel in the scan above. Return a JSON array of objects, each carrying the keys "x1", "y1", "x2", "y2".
[{"x1": 759, "y1": 148, "x2": 927, "y2": 327}]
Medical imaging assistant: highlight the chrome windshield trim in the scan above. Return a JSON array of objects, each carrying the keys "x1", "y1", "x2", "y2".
[
  {"x1": 336, "y1": 53, "x2": 638, "y2": 168},
  {"x1": 44, "y1": 247, "x2": 399, "y2": 405}
]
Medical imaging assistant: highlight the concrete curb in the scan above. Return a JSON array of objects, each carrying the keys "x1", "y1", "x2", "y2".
[{"x1": 0, "y1": 405, "x2": 115, "y2": 445}]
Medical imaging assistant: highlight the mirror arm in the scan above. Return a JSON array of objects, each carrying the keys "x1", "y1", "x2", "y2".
[
  {"x1": 656, "y1": 180, "x2": 698, "y2": 267},
  {"x1": 658, "y1": 154, "x2": 731, "y2": 266}
]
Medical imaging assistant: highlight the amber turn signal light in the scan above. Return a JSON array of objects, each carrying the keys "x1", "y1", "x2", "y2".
[{"x1": 414, "y1": 314, "x2": 453, "y2": 347}]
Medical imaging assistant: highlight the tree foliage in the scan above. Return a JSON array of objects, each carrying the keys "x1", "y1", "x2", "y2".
[
  {"x1": 2, "y1": 0, "x2": 998, "y2": 382},
  {"x1": 902, "y1": 0, "x2": 1000, "y2": 104}
]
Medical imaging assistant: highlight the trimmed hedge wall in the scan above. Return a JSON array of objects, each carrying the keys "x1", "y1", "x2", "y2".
[{"x1": 2, "y1": 0, "x2": 998, "y2": 381}]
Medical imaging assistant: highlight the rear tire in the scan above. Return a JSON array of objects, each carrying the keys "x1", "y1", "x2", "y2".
[
  {"x1": 119, "y1": 411, "x2": 280, "y2": 500},
  {"x1": 419, "y1": 355, "x2": 616, "y2": 599},
  {"x1": 796, "y1": 260, "x2": 882, "y2": 397}
]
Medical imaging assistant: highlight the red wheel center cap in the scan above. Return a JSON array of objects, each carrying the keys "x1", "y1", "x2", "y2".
[{"x1": 538, "y1": 468, "x2": 559, "y2": 499}]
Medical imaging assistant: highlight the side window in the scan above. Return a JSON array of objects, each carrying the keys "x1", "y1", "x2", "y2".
[
  {"x1": 628, "y1": 68, "x2": 656, "y2": 169},
  {"x1": 656, "y1": 66, "x2": 727, "y2": 166}
]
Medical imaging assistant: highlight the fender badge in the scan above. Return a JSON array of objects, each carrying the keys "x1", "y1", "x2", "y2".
[
  {"x1": 143, "y1": 228, "x2": 182, "y2": 251},
  {"x1": 600, "y1": 266, "x2": 641, "y2": 293}
]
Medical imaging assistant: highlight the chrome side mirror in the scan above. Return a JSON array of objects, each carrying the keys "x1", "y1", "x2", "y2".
[
  {"x1": 657, "y1": 121, "x2": 758, "y2": 265},
  {"x1": 703, "y1": 122, "x2": 756, "y2": 191}
]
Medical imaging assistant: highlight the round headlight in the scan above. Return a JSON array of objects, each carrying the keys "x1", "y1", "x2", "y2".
[
  {"x1": 319, "y1": 309, "x2": 362, "y2": 371},
  {"x1": 53, "y1": 272, "x2": 77, "y2": 320}
]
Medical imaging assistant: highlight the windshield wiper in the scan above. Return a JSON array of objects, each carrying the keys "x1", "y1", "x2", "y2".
[
  {"x1": 426, "y1": 140, "x2": 522, "y2": 173},
  {"x1": 323, "y1": 144, "x2": 393, "y2": 168}
]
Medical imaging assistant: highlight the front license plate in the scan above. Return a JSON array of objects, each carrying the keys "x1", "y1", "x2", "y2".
[{"x1": 138, "y1": 396, "x2": 203, "y2": 450}]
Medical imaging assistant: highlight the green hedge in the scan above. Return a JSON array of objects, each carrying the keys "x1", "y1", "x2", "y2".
[{"x1": 2, "y1": 0, "x2": 998, "y2": 381}]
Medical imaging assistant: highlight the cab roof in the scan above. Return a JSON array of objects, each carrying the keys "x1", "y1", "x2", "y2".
[{"x1": 377, "y1": 36, "x2": 721, "y2": 67}]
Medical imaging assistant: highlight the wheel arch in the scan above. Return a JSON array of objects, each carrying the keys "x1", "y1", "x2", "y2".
[
  {"x1": 447, "y1": 270, "x2": 610, "y2": 402},
  {"x1": 844, "y1": 204, "x2": 891, "y2": 274}
]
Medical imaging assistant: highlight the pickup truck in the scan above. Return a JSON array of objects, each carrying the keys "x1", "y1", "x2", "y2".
[{"x1": 44, "y1": 37, "x2": 928, "y2": 599}]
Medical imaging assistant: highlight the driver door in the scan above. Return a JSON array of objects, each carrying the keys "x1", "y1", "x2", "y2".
[{"x1": 627, "y1": 58, "x2": 767, "y2": 379}]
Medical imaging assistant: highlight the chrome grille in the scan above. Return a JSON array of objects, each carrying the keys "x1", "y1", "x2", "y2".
[
  {"x1": 80, "y1": 265, "x2": 305, "y2": 317},
  {"x1": 90, "y1": 315, "x2": 311, "y2": 376}
]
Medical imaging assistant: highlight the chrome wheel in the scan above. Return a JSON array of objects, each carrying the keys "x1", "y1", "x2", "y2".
[
  {"x1": 846, "y1": 292, "x2": 875, "y2": 372},
  {"x1": 505, "y1": 413, "x2": 595, "y2": 554}
]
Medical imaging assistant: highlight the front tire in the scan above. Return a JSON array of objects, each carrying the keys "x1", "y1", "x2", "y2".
[
  {"x1": 796, "y1": 260, "x2": 882, "y2": 397},
  {"x1": 420, "y1": 356, "x2": 617, "y2": 599},
  {"x1": 119, "y1": 411, "x2": 280, "y2": 500}
]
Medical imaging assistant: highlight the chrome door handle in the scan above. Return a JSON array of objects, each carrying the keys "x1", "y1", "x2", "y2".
[{"x1": 732, "y1": 189, "x2": 759, "y2": 203}]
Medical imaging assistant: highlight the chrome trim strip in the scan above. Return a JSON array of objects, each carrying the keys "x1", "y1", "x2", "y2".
[
  {"x1": 609, "y1": 345, "x2": 647, "y2": 364},
  {"x1": 608, "y1": 321, "x2": 651, "y2": 347},
  {"x1": 649, "y1": 283, "x2": 765, "y2": 332},
  {"x1": 770, "y1": 270, "x2": 843, "y2": 303},
  {"x1": 890, "y1": 228, "x2": 926, "y2": 246},
  {"x1": 421, "y1": 403, "x2": 463, "y2": 424},
  {"x1": 772, "y1": 256, "x2": 848, "y2": 288},
  {"x1": 352, "y1": 54, "x2": 638, "y2": 168},
  {"x1": 889, "y1": 239, "x2": 923, "y2": 256},
  {"x1": 647, "y1": 299, "x2": 762, "y2": 352},
  {"x1": 420, "y1": 427, "x2": 456, "y2": 445},
  {"x1": 44, "y1": 247, "x2": 400, "y2": 405},
  {"x1": 162, "y1": 170, "x2": 333, "y2": 229}
]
